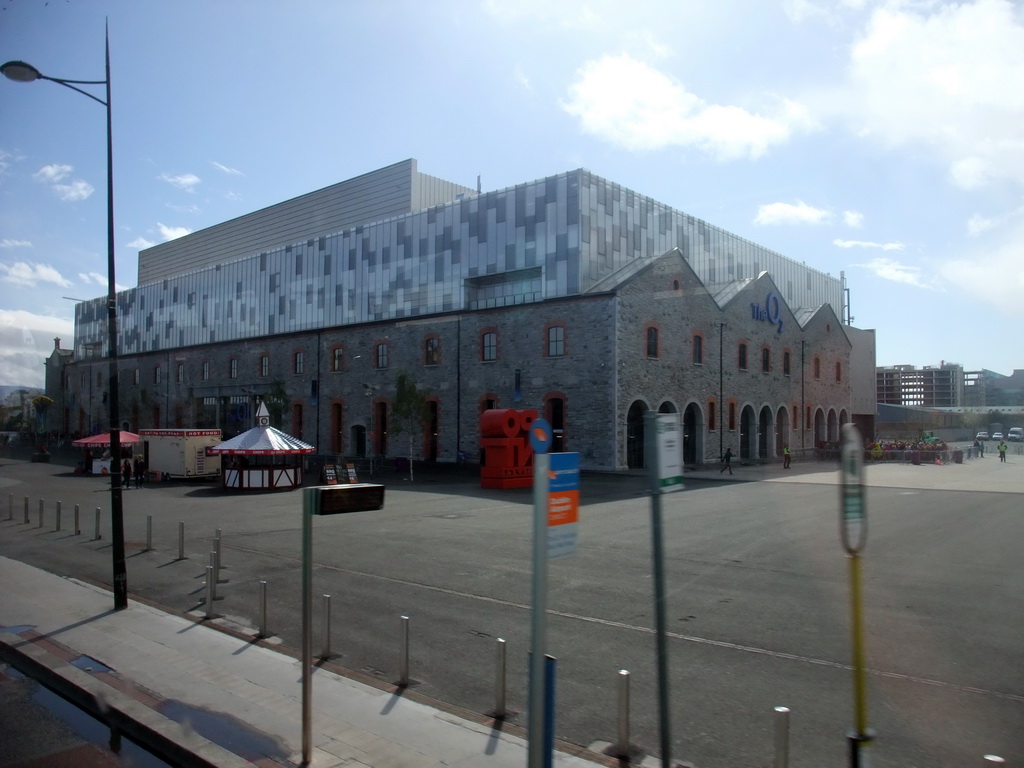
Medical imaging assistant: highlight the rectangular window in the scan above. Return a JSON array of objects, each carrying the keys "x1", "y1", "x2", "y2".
[
  {"x1": 783, "y1": 351, "x2": 791, "y2": 376},
  {"x1": 836, "y1": 361, "x2": 842, "y2": 382},
  {"x1": 793, "y1": 405, "x2": 799, "y2": 429},
  {"x1": 482, "y1": 332, "x2": 497, "y2": 362},
  {"x1": 154, "y1": 366, "x2": 161, "y2": 385},
  {"x1": 646, "y1": 327, "x2": 659, "y2": 358},
  {"x1": 728, "y1": 402, "x2": 736, "y2": 430},
  {"x1": 376, "y1": 342, "x2": 389, "y2": 369},
  {"x1": 294, "y1": 351, "x2": 304, "y2": 374},
  {"x1": 229, "y1": 359, "x2": 238, "y2": 379},
  {"x1": 814, "y1": 357, "x2": 821, "y2": 379},
  {"x1": 202, "y1": 362, "x2": 210, "y2": 381},
  {"x1": 176, "y1": 363, "x2": 184, "y2": 383},
  {"x1": 424, "y1": 337, "x2": 440, "y2": 366},
  {"x1": 133, "y1": 368, "x2": 140, "y2": 385},
  {"x1": 332, "y1": 347, "x2": 344, "y2": 372},
  {"x1": 260, "y1": 355, "x2": 269, "y2": 377},
  {"x1": 761, "y1": 347, "x2": 770, "y2": 373},
  {"x1": 738, "y1": 343, "x2": 748, "y2": 370},
  {"x1": 806, "y1": 406, "x2": 811, "y2": 428},
  {"x1": 708, "y1": 401, "x2": 716, "y2": 431},
  {"x1": 547, "y1": 326, "x2": 565, "y2": 357},
  {"x1": 693, "y1": 335, "x2": 703, "y2": 365}
]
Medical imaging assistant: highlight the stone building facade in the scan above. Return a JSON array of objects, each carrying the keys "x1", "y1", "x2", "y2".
[{"x1": 57, "y1": 161, "x2": 869, "y2": 470}]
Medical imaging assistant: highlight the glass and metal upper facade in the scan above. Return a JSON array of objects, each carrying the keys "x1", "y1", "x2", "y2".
[{"x1": 74, "y1": 166, "x2": 842, "y2": 357}]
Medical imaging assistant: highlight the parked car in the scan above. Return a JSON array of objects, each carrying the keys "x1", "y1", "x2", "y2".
[
  {"x1": 1008, "y1": 427, "x2": 1024, "y2": 442},
  {"x1": 991, "y1": 432, "x2": 1004, "y2": 441},
  {"x1": 975, "y1": 431, "x2": 990, "y2": 441}
]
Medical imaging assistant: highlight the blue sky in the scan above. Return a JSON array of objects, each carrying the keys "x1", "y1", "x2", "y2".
[{"x1": 2, "y1": 0, "x2": 1022, "y2": 388}]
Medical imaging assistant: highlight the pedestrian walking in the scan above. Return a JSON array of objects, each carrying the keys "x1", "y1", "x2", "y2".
[
  {"x1": 998, "y1": 440, "x2": 1008, "y2": 462},
  {"x1": 720, "y1": 446, "x2": 733, "y2": 475},
  {"x1": 121, "y1": 458, "x2": 133, "y2": 489},
  {"x1": 133, "y1": 455, "x2": 146, "y2": 487},
  {"x1": 783, "y1": 444, "x2": 791, "y2": 469}
]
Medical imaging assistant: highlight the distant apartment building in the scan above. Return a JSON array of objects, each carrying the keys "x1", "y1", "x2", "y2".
[
  {"x1": 876, "y1": 362, "x2": 964, "y2": 407},
  {"x1": 964, "y1": 369, "x2": 1024, "y2": 408}
]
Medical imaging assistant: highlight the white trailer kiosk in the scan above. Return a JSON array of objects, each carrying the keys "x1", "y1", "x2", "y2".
[{"x1": 139, "y1": 429, "x2": 223, "y2": 479}]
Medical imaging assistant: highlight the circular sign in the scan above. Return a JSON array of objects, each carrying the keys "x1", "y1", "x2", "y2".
[{"x1": 529, "y1": 418, "x2": 553, "y2": 454}]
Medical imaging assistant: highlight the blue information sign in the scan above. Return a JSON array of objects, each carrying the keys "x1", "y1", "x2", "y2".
[{"x1": 547, "y1": 452, "x2": 579, "y2": 558}]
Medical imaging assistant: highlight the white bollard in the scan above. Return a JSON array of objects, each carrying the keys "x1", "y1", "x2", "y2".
[
  {"x1": 93, "y1": 507, "x2": 102, "y2": 541},
  {"x1": 205, "y1": 565, "x2": 215, "y2": 619}
]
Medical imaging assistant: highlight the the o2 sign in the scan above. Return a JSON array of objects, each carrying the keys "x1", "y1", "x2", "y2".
[{"x1": 751, "y1": 291, "x2": 784, "y2": 333}]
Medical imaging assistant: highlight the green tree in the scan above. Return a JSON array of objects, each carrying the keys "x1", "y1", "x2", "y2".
[{"x1": 389, "y1": 370, "x2": 429, "y2": 480}]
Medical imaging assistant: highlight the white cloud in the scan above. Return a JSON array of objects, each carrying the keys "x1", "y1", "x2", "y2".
[
  {"x1": 843, "y1": 210, "x2": 864, "y2": 228},
  {"x1": 0, "y1": 261, "x2": 71, "y2": 288},
  {"x1": 967, "y1": 204, "x2": 1024, "y2": 235},
  {"x1": 33, "y1": 164, "x2": 94, "y2": 201},
  {"x1": 841, "y1": 0, "x2": 1024, "y2": 191},
  {"x1": 211, "y1": 161, "x2": 242, "y2": 176},
  {"x1": 0, "y1": 309, "x2": 75, "y2": 388},
  {"x1": 834, "y1": 238, "x2": 904, "y2": 251},
  {"x1": 157, "y1": 223, "x2": 192, "y2": 241},
  {"x1": 0, "y1": 239, "x2": 32, "y2": 248},
  {"x1": 159, "y1": 173, "x2": 202, "y2": 192},
  {"x1": 53, "y1": 179, "x2": 95, "y2": 202},
  {"x1": 854, "y1": 257, "x2": 934, "y2": 289},
  {"x1": 127, "y1": 236, "x2": 156, "y2": 250},
  {"x1": 512, "y1": 64, "x2": 531, "y2": 91},
  {"x1": 33, "y1": 164, "x2": 72, "y2": 183},
  {"x1": 79, "y1": 272, "x2": 108, "y2": 286},
  {"x1": 754, "y1": 200, "x2": 831, "y2": 225},
  {"x1": 941, "y1": 221, "x2": 1024, "y2": 306},
  {"x1": 562, "y1": 54, "x2": 817, "y2": 159}
]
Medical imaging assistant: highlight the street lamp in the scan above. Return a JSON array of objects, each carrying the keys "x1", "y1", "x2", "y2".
[{"x1": 2, "y1": 23, "x2": 127, "y2": 610}]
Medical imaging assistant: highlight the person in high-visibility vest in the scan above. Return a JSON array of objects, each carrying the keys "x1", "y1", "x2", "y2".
[
  {"x1": 998, "y1": 440, "x2": 1008, "y2": 462},
  {"x1": 783, "y1": 444, "x2": 791, "y2": 469}
]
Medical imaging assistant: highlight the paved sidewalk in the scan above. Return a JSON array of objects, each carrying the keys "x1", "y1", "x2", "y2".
[{"x1": 0, "y1": 555, "x2": 611, "y2": 768}]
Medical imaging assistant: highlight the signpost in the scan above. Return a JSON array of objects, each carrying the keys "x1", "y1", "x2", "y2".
[
  {"x1": 547, "y1": 452, "x2": 579, "y2": 559},
  {"x1": 839, "y1": 423, "x2": 873, "y2": 767},
  {"x1": 301, "y1": 484, "x2": 384, "y2": 765},
  {"x1": 644, "y1": 411, "x2": 684, "y2": 768}
]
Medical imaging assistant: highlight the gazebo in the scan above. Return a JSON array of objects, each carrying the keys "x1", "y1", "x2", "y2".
[{"x1": 207, "y1": 403, "x2": 315, "y2": 490}]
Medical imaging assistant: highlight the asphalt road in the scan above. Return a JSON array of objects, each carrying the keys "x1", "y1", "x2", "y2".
[{"x1": 1, "y1": 452, "x2": 1021, "y2": 767}]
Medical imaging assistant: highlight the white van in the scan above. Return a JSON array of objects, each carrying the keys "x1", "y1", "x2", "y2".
[{"x1": 1008, "y1": 427, "x2": 1024, "y2": 442}]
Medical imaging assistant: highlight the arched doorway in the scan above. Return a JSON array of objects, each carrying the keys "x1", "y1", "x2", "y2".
[
  {"x1": 740, "y1": 405, "x2": 756, "y2": 460},
  {"x1": 814, "y1": 409, "x2": 825, "y2": 446},
  {"x1": 827, "y1": 409, "x2": 839, "y2": 443},
  {"x1": 352, "y1": 424, "x2": 367, "y2": 457},
  {"x1": 775, "y1": 405, "x2": 789, "y2": 457},
  {"x1": 758, "y1": 406, "x2": 773, "y2": 460},
  {"x1": 626, "y1": 400, "x2": 648, "y2": 469},
  {"x1": 682, "y1": 403, "x2": 702, "y2": 466}
]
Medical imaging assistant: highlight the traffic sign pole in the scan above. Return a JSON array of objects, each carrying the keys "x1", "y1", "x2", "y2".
[
  {"x1": 528, "y1": 420, "x2": 553, "y2": 768},
  {"x1": 840, "y1": 423, "x2": 874, "y2": 766}
]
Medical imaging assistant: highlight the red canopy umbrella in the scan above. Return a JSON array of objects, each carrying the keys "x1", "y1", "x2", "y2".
[{"x1": 71, "y1": 431, "x2": 142, "y2": 448}]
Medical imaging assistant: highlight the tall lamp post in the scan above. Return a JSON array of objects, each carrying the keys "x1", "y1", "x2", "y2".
[{"x1": 3, "y1": 23, "x2": 127, "y2": 610}]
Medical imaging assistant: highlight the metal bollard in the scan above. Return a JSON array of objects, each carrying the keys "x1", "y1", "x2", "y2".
[
  {"x1": 215, "y1": 528, "x2": 222, "y2": 569},
  {"x1": 494, "y1": 638, "x2": 507, "y2": 719},
  {"x1": 774, "y1": 706, "x2": 791, "y2": 768},
  {"x1": 24, "y1": 496, "x2": 29, "y2": 524},
  {"x1": 177, "y1": 521, "x2": 185, "y2": 560},
  {"x1": 145, "y1": 515, "x2": 153, "y2": 551},
  {"x1": 209, "y1": 551, "x2": 219, "y2": 598},
  {"x1": 983, "y1": 757, "x2": 1005, "y2": 765},
  {"x1": 258, "y1": 580, "x2": 268, "y2": 637},
  {"x1": 38, "y1": 498, "x2": 44, "y2": 528},
  {"x1": 93, "y1": 507, "x2": 102, "y2": 541},
  {"x1": 74, "y1": 504, "x2": 81, "y2": 536},
  {"x1": 55, "y1": 501, "x2": 62, "y2": 532},
  {"x1": 399, "y1": 615, "x2": 410, "y2": 686},
  {"x1": 320, "y1": 594, "x2": 331, "y2": 659},
  {"x1": 613, "y1": 669, "x2": 631, "y2": 758},
  {"x1": 205, "y1": 565, "x2": 215, "y2": 618}
]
